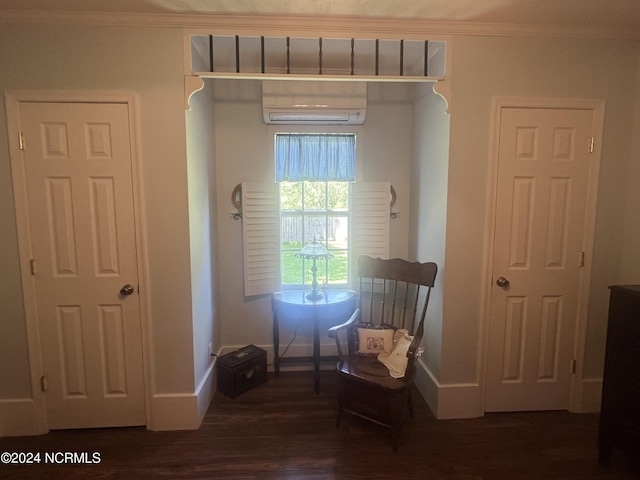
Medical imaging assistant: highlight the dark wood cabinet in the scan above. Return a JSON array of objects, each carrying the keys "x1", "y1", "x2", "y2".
[
  {"x1": 599, "y1": 285, "x2": 640, "y2": 472},
  {"x1": 217, "y1": 344, "x2": 267, "y2": 398}
]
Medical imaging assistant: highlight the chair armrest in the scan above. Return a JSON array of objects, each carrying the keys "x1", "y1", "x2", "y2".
[
  {"x1": 327, "y1": 308, "x2": 361, "y2": 338},
  {"x1": 328, "y1": 308, "x2": 361, "y2": 361}
]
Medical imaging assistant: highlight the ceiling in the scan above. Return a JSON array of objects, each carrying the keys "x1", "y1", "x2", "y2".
[{"x1": 1, "y1": 0, "x2": 640, "y2": 37}]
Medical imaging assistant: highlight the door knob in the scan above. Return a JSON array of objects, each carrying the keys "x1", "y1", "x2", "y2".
[
  {"x1": 120, "y1": 284, "x2": 135, "y2": 296},
  {"x1": 496, "y1": 277, "x2": 510, "y2": 288}
]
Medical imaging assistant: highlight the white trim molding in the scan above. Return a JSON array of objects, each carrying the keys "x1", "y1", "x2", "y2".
[
  {"x1": 195, "y1": 359, "x2": 217, "y2": 425},
  {"x1": 133, "y1": 356, "x2": 217, "y2": 431},
  {"x1": 0, "y1": 399, "x2": 46, "y2": 437},
  {"x1": 148, "y1": 394, "x2": 200, "y2": 431},
  {"x1": 0, "y1": 10, "x2": 638, "y2": 40},
  {"x1": 578, "y1": 378, "x2": 603, "y2": 413},
  {"x1": 185, "y1": 75, "x2": 204, "y2": 111},
  {"x1": 414, "y1": 362, "x2": 484, "y2": 419}
]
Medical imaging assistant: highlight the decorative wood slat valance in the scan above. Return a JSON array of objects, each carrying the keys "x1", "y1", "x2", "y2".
[{"x1": 187, "y1": 34, "x2": 447, "y2": 81}]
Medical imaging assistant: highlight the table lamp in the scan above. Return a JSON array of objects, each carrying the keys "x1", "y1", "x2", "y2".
[{"x1": 295, "y1": 240, "x2": 333, "y2": 300}]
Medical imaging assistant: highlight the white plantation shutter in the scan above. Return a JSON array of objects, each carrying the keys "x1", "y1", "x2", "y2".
[
  {"x1": 241, "y1": 182, "x2": 281, "y2": 296},
  {"x1": 241, "y1": 181, "x2": 390, "y2": 295},
  {"x1": 352, "y1": 182, "x2": 390, "y2": 264}
]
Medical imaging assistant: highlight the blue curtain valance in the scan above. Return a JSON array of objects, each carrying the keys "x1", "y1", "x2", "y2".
[{"x1": 275, "y1": 134, "x2": 356, "y2": 182}]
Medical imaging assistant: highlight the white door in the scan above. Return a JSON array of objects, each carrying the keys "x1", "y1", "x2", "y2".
[
  {"x1": 20, "y1": 102, "x2": 145, "y2": 429},
  {"x1": 485, "y1": 107, "x2": 594, "y2": 412}
]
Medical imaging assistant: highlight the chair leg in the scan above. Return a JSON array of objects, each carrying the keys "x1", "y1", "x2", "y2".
[
  {"x1": 408, "y1": 389, "x2": 414, "y2": 418},
  {"x1": 390, "y1": 389, "x2": 410, "y2": 452},
  {"x1": 336, "y1": 379, "x2": 346, "y2": 428}
]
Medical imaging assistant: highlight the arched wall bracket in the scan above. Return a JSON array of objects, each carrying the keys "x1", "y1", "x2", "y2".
[
  {"x1": 185, "y1": 75, "x2": 205, "y2": 111},
  {"x1": 433, "y1": 80, "x2": 451, "y2": 114}
]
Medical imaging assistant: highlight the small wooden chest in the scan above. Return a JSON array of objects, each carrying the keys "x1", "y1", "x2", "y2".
[{"x1": 217, "y1": 344, "x2": 267, "y2": 398}]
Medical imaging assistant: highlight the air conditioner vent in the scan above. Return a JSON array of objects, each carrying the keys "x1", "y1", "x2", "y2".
[{"x1": 263, "y1": 81, "x2": 367, "y2": 125}]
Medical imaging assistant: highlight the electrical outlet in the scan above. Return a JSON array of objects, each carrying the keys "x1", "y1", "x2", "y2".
[{"x1": 208, "y1": 342, "x2": 213, "y2": 361}]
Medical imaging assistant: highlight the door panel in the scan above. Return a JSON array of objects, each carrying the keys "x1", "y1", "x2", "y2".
[
  {"x1": 20, "y1": 102, "x2": 145, "y2": 429},
  {"x1": 485, "y1": 107, "x2": 593, "y2": 412}
]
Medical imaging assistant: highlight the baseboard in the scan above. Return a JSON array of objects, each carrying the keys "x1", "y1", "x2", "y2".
[
  {"x1": 195, "y1": 358, "x2": 217, "y2": 424},
  {"x1": 0, "y1": 398, "x2": 47, "y2": 437},
  {"x1": 415, "y1": 361, "x2": 483, "y2": 419},
  {"x1": 1, "y1": 368, "x2": 217, "y2": 436},
  {"x1": 577, "y1": 378, "x2": 602, "y2": 413},
  {"x1": 414, "y1": 361, "x2": 439, "y2": 415},
  {"x1": 147, "y1": 392, "x2": 200, "y2": 431},
  {"x1": 415, "y1": 363, "x2": 603, "y2": 418},
  {"x1": 148, "y1": 356, "x2": 219, "y2": 431}
]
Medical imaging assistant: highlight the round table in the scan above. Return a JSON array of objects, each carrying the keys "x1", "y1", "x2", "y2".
[{"x1": 272, "y1": 289, "x2": 357, "y2": 394}]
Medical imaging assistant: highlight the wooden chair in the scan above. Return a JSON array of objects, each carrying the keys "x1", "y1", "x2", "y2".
[{"x1": 328, "y1": 255, "x2": 437, "y2": 452}]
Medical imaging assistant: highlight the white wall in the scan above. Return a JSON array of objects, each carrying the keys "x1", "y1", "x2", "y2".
[
  {"x1": 210, "y1": 79, "x2": 272, "y2": 351},
  {"x1": 0, "y1": 24, "x2": 197, "y2": 431},
  {"x1": 410, "y1": 83, "x2": 450, "y2": 384},
  {"x1": 210, "y1": 79, "x2": 415, "y2": 359},
  {"x1": 619, "y1": 48, "x2": 640, "y2": 284},
  {"x1": 443, "y1": 35, "x2": 639, "y2": 391},
  {"x1": 362, "y1": 83, "x2": 414, "y2": 255},
  {"x1": 186, "y1": 82, "x2": 219, "y2": 404},
  {"x1": 1, "y1": 19, "x2": 639, "y2": 432}
]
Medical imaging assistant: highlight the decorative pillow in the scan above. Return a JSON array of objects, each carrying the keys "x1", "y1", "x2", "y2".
[
  {"x1": 378, "y1": 330, "x2": 413, "y2": 378},
  {"x1": 357, "y1": 327, "x2": 395, "y2": 354}
]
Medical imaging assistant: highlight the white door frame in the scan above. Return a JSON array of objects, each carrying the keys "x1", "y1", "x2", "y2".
[
  {"x1": 5, "y1": 90, "x2": 152, "y2": 433},
  {"x1": 480, "y1": 96, "x2": 605, "y2": 413}
]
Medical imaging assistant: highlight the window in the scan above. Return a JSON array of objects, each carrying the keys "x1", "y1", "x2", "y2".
[
  {"x1": 276, "y1": 133, "x2": 355, "y2": 289},
  {"x1": 280, "y1": 181, "x2": 349, "y2": 287},
  {"x1": 241, "y1": 134, "x2": 390, "y2": 298}
]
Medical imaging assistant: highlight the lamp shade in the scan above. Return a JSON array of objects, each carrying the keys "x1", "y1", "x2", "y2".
[
  {"x1": 295, "y1": 241, "x2": 333, "y2": 300},
  {"x1": 296, "y1": 240, "x2": 333, "y2": 259}
]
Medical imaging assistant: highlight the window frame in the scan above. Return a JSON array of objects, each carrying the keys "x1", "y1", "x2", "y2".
[
  {"x1": 268, "y1": 126, "x2": 364, "y2": 290},
  {"x1": 279, "y1": 179, "x2": 351, "y2": 289}
]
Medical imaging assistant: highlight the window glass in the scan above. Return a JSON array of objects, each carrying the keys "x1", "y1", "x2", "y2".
[{"x1": 276, "y1": 133, "x2": 354, "y2": 288}]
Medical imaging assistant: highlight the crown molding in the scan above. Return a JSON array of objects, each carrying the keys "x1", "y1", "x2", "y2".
[{"x1": 0, "y1": 9, "x2": 639, "y2": 41}]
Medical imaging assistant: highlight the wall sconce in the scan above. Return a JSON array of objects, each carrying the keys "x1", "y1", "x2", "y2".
[
  {"x1": 231, "y1": 183, "x2": 242, "y2": 220},
  {"x1": 295, "y1": 241, "x2": 333, "y2": 301}
]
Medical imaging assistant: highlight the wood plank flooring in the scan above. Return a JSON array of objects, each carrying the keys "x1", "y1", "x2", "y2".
[{"x1": 1, "y1": 371, "x2": 637, "y2": 479}]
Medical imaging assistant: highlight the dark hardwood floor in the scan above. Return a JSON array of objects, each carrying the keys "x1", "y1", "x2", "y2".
[{"x1": 1, "y1": 370, "x2": 637, "y2": 479}]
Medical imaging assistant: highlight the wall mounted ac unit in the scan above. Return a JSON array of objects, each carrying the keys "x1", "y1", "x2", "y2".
[{"x1": 262, "y1": 80, "x2": 367, "y2": 125}]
